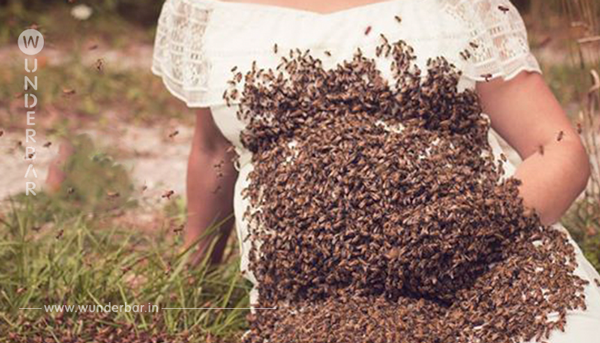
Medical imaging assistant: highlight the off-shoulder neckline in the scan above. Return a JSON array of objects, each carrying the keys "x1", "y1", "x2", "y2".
[{"x1": 199, "y1": 0, "x2": 414, "y2": 17}]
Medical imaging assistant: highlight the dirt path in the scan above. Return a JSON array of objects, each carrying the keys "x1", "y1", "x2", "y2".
[{"x1": 0, "y1": 125, "x2": 193, "y2": 203}]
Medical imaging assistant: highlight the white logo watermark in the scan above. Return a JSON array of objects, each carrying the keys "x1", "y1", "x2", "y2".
[
  {"x1": 18, "y1": 29, "x2": 44, "y2": 55},
  {"x1": 20, "y1": 29, "x2": 44, "y2": 195}
]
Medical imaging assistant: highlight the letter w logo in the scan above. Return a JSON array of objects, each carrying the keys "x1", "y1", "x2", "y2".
[{"x1": 22, "y1": 35, "x2": 40, "y2": 49}]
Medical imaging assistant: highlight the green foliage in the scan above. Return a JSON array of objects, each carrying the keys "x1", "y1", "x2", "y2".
[
  {"x1": 0, "y1": 142, "x2": 250, "y2": 340},
  {"x1": 562, "y1": 199, "x2": 600, "y2": 272}
]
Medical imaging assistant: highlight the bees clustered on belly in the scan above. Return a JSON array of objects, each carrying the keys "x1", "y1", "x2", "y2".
[{"x1": 223, "y1": 38, "x2": 589, "y2": 343}]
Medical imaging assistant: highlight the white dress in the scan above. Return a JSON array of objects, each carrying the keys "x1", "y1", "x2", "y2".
[{"x1": 151, "y1": 0, "x2": 600, "y2": 341}]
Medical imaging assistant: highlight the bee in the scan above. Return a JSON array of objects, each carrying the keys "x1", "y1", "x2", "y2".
[
  {"x1": 25, "y1": 152, "x2": 35, "y2": 159},
  {"x1": 324, "y1": 50, "x2": 332, "y2": 57},
  {"x1": 469, "y1": 41, "x2": 479, "y2": 49},
  {"x1": 556, "y1": 130, "x2": 564, "y2": 141},
  {"x1": 459, "y1": 50, "x2": 471, "y2": 60},
  {"x1": 106, "y1": 191, "x2": 120, "y2": 199},
  {"x1": 56, "y1": 229, "x2": 64, "y2": 239},
  {"x1": 576, "y1": 122, "x2": 583, "y2": 134},
  {"x1": 162, "y1": 190, "x2": 175, "y2": 199},
  {"x1": 235, "y1": 72, "x2": 243, "y2": 83},
  {"x1": 500, "y1": 153, "x2": 507, "y2": 162},
  {"x1": 273, "y1": 43, "x2": 278, "y2": 54},
  {"x1": 173, "y1": 224, "x2": 184, "y2": 234},
  {"x1": 231, "y1": 65, "x2": 238, "y2": 73},
  {"x1": 364, "y1": 25, "x2": 372, "y2": 35},
  {"x1": 380, "y1": 33, "x2": 389, "y2": 44},
  {"x1": 16, "y1": 287, "x2": 27, "y2": 295},
  {"x1": 43, "y1": 141, "x2": 52, "y2": 148},
  {"x1": 141, "y1": 183, "x2": 148, "y2": 192},
  {"x1": 394, "y1": 15, "x2": 402, "y2": 23},
  {"x1": 538, "y1": 145, "x2": 545, "y2": 155},
  {"x1": 67, "y1": 187, "x2": 75, "y2": 194},
  {"x1": 498, "y1": 5, "x2": 510, "y2": 13},
  {"x1": 62, "y1": 88, "x2": 76, "y2": 95},
  {"x1": 168, "y1": 130, "x2": 179, "y2": 139},
  {"x1": 95, "y1": 58, "x2": 105, "y2": 73}
]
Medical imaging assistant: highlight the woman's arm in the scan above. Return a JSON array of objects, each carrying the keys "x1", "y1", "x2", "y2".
[
  {"x1": 476, "y1": 71, "x2": 590, "y2": 225},
  {"x1": 186, "y1": 108, "x2": 238, "y2": 265}
]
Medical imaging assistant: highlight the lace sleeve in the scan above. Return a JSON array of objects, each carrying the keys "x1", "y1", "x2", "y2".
[
  {"x1": 151, "y1": 0, "x2": 216, "y2": 108},
  {"x1": 461, "y1": 0, "x2": 542, "y2": 82}
]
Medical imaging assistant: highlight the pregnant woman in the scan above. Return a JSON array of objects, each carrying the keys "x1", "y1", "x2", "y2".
[{"x1": 152, "y1": 0, "x2": 600, "y2": 341}]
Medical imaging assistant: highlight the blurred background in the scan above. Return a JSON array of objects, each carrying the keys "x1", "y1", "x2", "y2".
[{"x1": 0, "y1": 0, "x2": 599, "y2": 342}]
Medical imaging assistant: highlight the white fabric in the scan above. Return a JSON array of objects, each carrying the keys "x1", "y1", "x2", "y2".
[{"x1": 152, "y1": 0, "x2": 600, "y2": 341}]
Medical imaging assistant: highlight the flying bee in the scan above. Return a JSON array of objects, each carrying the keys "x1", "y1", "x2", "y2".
[
  {"x1": 273, "y1": 43, "x2": 278, "y2": 54},
  {"x1": 324, "y1": 50, "x2": 332, "y2": 57},
  {"x1": 557, "y1": 130, "x2": 564, "y2": 141},
  {"x1": 43, "y1": 141, "x2": 52, "y2": 148},
  {"x1": 394, "y1": 15, "x2": 402, "y2": 23},
  {"x1": 62, "y1": 88, "x2": 76, "y2": 96},
  {"x1": 498, "y1": 5, "x2": 510, "y2": 13},
  {"x1": 95, "y1": 58, "x2": 105, "y2": 73},
  {"x1": 173, "y1": 224, "x2": 184, "y2": 234},
  {"x1": 168, "y1": 130, "x2": 179, "y2": 139},
  {"x1": 106, "y1": 191, "x2": 120, "y2": 199},
  {"x1": 162, "y1": 190, "x2": 175, "y2": 199},
  {"x1": 364, "y1": 25, "x2": 372, "y2": 35}
]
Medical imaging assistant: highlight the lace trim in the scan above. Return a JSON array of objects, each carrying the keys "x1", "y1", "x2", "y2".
[
  {"x1": 151, "y1": 0, "x2": 543, "y2": 108},
  {"x1": 445, "y1": 0, "x2": 542, "y2": 82},
  {"x1": 151, "y1": 0, "x2": 217, "y2": 107}
]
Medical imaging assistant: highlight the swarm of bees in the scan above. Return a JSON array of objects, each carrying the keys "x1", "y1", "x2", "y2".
[{"x1": 224, "y1": 33, "x2": 588, "y2": 343}]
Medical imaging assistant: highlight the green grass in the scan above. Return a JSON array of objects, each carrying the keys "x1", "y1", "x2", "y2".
[{"x1": 0, "y1": 138, "x2": 250, "y2": 342}]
